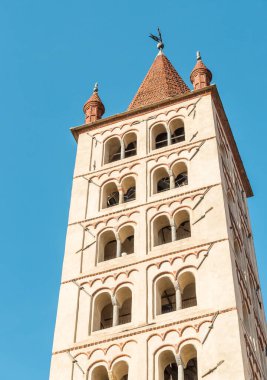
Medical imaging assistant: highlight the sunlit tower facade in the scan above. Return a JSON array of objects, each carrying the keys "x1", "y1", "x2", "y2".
[{"x1": 50, "y1": 39, "x2": 267, "y2": 380}]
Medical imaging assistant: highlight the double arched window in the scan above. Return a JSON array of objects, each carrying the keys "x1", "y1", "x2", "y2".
[
  {"x1": 152, "y1": 162, "x2": 188, "y2": 195},
  {"x1": 153, "y1": 210, "x2": 191, "y2": 247},
  {"x1": 98, "y1": 225, "x2": 135, "y2": 263},
  {"x1": 151, "y1": 118, "x2": 185, "y2": 151},
  {"x1": 90, "y1": 361, "x2": 128, "y2": 380},
  {"x1": 101, "y1": 176, "x2": 136, "y2": 209},
  {"x1": 92, "y1": 287, "x2": 132, "y2": 332},
  {"x1": 104, "y1": 132, "x2": 137, "y2": 164},
  {"x1": 155, "y1": 272, "x2": 197, "y2": 316},
  {"x1": 157, "y1": 344, "x2": 198, "y2": 380}
]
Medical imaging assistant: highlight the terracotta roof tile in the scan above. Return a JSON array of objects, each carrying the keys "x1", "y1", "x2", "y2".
[{"x1": 128, "y1": 52, "x2": 190, "y2": 110}]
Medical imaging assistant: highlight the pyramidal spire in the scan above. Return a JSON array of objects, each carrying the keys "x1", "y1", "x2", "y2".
[{"x1": 128, "y1": 52, "x2": 190, "y2": 111}]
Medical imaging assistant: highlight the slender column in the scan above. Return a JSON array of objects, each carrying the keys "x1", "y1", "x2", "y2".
[
  {"x1": 112, "y1": 296, "x2": 119, "y2": 327},
  {"x1": 108, "y1": 370, "x2": 116, "y2": 380},
  {"x1": 118, "y1": 187, "x2": 124, "y2": 204},
  {"x1": 176, "y1": 356, "x2": 184, "y2": 380},
  {"x1": 167, "y1": 129, "x2": 172, "y2": 146},
  {"x1": 121, "y1": 140, "x2": 125, "y2": 159},
  {"x1": 169, "y1": 170, "x2": 175, "y2": 189},
  {"x1": 115, "y1": 233, "x2": 121, "y2": 258},
  {"x1": 174, "y1": 282, "x2": 182, "y2": 310},
  {"x1": 171, "y1": 222, "x2": 177, "y2": 242}
]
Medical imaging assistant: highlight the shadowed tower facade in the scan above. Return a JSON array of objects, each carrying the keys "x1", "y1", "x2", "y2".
[{"x1": 49, "y1": 44, "x2": 267, "y2": 379}]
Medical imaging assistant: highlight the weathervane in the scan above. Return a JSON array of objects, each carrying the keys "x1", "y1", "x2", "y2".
[
  {"x1": 93, "y1": 82, "x2": 98, "y2": 92},
  {"x1": 149, "y1": 27, "x2": 164, "y2": 51}
]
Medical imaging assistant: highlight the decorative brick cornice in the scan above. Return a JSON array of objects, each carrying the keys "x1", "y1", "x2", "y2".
[
  {"x1": 71, "y1": 87, "x2": 211, "y2": 141},
  {"x1": 68, "y1": 183, "x2": 220, "y2": 227},
  {"x1": 61, "y1": 238, "x2": 228, "y2": 285},
  {"x1": 73, "y1": 136, "x2": 216, "y2": 181},
  {"x1": 52, "y1": 307, "x2": 236, "y2": 355}
]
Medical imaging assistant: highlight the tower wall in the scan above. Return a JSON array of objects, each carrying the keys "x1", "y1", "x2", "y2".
[{"x1": 50, "y1": 90, "x2": 266, "y2": 380}]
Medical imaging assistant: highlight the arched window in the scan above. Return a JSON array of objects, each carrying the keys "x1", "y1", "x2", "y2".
[
  {"x1": 152, "y1": 167, "x2": 170, "y2": 194},
  {"x1": 178, "y1": 272, "x2": 197, "y2": 309},
  {"x1": 91, "y1": 365, "x2": 109, "y2": 380},
  {"x1": 158, "y1": 345, "x2": 198, "y2": 380},
  {"x1": 152, "y1": 124, "x2": 168, "y2": 150},
  {"x1": 104, "y1": 137, "x2": 121, "y2": 164},
  {"x1": 101, "y1": 303, "x2": 113, "y2": 329},
  {"x1": 98, "y1": 230, "x2": 117, "y2": 262},
  {"x1": 174, "y1": 210, "x2": 191, "y2": 240},
  {"x1": 169, "y1": 119, "x2": 185, "y2": 144},
  {"x1": 152, "y1": 163, "x2": 188, "y2": 195},
  {"x1": 99, "y1": 226, "x2": 135, "y2": 263},
  {"x1": 104, "y1": 133, "x2": 137, "y2": 164},
  {"x1": 172, "y1": 162, "x2": 188, "y2": 188},
  {"x1": 121, "y1": 176, "x2": 136, "y2": 203},
  {"x1": 185, "y1": 358, "x2": 198, "y2": 379},
  {"x1": 153, "y1": 211, "x2": 191, "y2": 248},
  {"x1": 112, "y1": 361, "x2": 129, "y2": 380},
  {"x1": 116, "y1": 287, "x2": 132, "y2": 325},
  {"x1": 180, "y1": 344, "x2": 198, "y2": 380},
  {"x1": 92, "y1": 293, "x2": 113, "y2": 331},
  {"x1": 119, "y1": 225, "x2": 135, "y2": 256},
  {"x1": 123, "y1": 132, "x2": 137, "y2": 158},
  {"x1": 102, "y1": 182, "x2": 119, "y2": 209},
  {"x1": 155, "y1": 276, "x2": 176, "y2": 315},
  {"x1": 158, "y1": 350, "x2": 178, "y2": 380},
  {"x1": 153, "y1": 215, "x2": 172, "y2": 246}
]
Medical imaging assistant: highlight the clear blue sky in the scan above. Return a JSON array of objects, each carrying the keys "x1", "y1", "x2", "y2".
[{"x1": 0, "y1": 0, "x2": 266, "y2": 378}]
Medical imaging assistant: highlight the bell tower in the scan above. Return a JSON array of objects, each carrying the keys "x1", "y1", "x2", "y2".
[{"x1": 50, "y1": 36, "x2": 267, "y2": 380}]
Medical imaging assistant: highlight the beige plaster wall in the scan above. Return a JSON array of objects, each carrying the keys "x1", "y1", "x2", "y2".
[{"x1": 50, "y1": 93, "x2": 266, "y2": 380}]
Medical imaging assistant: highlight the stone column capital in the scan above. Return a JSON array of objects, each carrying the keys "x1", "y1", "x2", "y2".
[{"x1": 111, "y1": 295, "x2": 118, "y2": 306}]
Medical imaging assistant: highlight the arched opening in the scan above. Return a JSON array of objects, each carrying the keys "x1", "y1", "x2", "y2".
[
  {"x1": 158, "y1": 350, "x2": 178, "y2": 380},
  {"x1": 155, "y1": 276, "x2": 176, "y2": 316},
  {"x1": 124, "y1": 132, "x2": 137, "y2": 158},
  {"x1": 185, "y1": 358, "x2": 198, "y2": 380},
  {"x1": 153, "y1": 215, "x2": 172, "y2": 246},
  {"x1": 102, "y1": 182, "x2": 119, "y2": 209},
  {"x1": 152, "y1": 167, "x2": 170, "y2": 194},
  {"x1": 112, "y1": 360, "x2": 129, "y2": 380},
  {"x1": 101, "y1": 303, "x2": 113, "y2": 329},
  {"x1": 169, "y1": 119, "x2": 185, "y2": 145},
  {"x1": 116, "y1": 287, "x2": 132, "y2": 325},
  {"x1": 91, "y1": 365, "x2": 109, "y2": 380},
  {"x1": 152, "y1": 124, "x2": 168, "y2": 150},
  {"x1": 98, "y1": 230, "x2": 117, "y2": 262},
  {"x1": 179, "y1": 272, "x2": 197, "y2": 309},
  {"x1": 119, "y1": 225, "x2": 135, "y2": 256},
  {"x1": 92, "y1": 293, "x2": 113, "y2": 331},
  {"x1": 174, "y1": 210, "x2": 191, "y2": 240},
  {"x1": 104, "y1": 137, "x2": 121, "y2": 164},
  {"x1": 172, "y1": 162, "x2": 188, "y2": 188},
  {"x1": 121, "y1": 176, "x2": 136, "y2": 203},
  {"x1": 180, "y1": 344, "x2": 198, "y2": 380}
]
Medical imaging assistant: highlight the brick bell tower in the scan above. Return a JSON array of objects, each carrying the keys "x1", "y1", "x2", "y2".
[{"x1": 49, "y1": 35, "x2": 267, "y2": 380}]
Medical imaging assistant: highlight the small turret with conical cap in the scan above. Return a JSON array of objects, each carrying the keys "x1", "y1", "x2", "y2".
[
  {"x1": 83, "y1": 83, "x2": 105, "y2": 124},
  {"x1": 190, "y1": 51, "x2": 212, "y2": 90}
]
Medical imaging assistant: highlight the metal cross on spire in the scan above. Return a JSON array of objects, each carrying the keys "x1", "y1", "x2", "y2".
[{"x1": 149, "y1": 27, "x2": 164, "y2": 51}]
